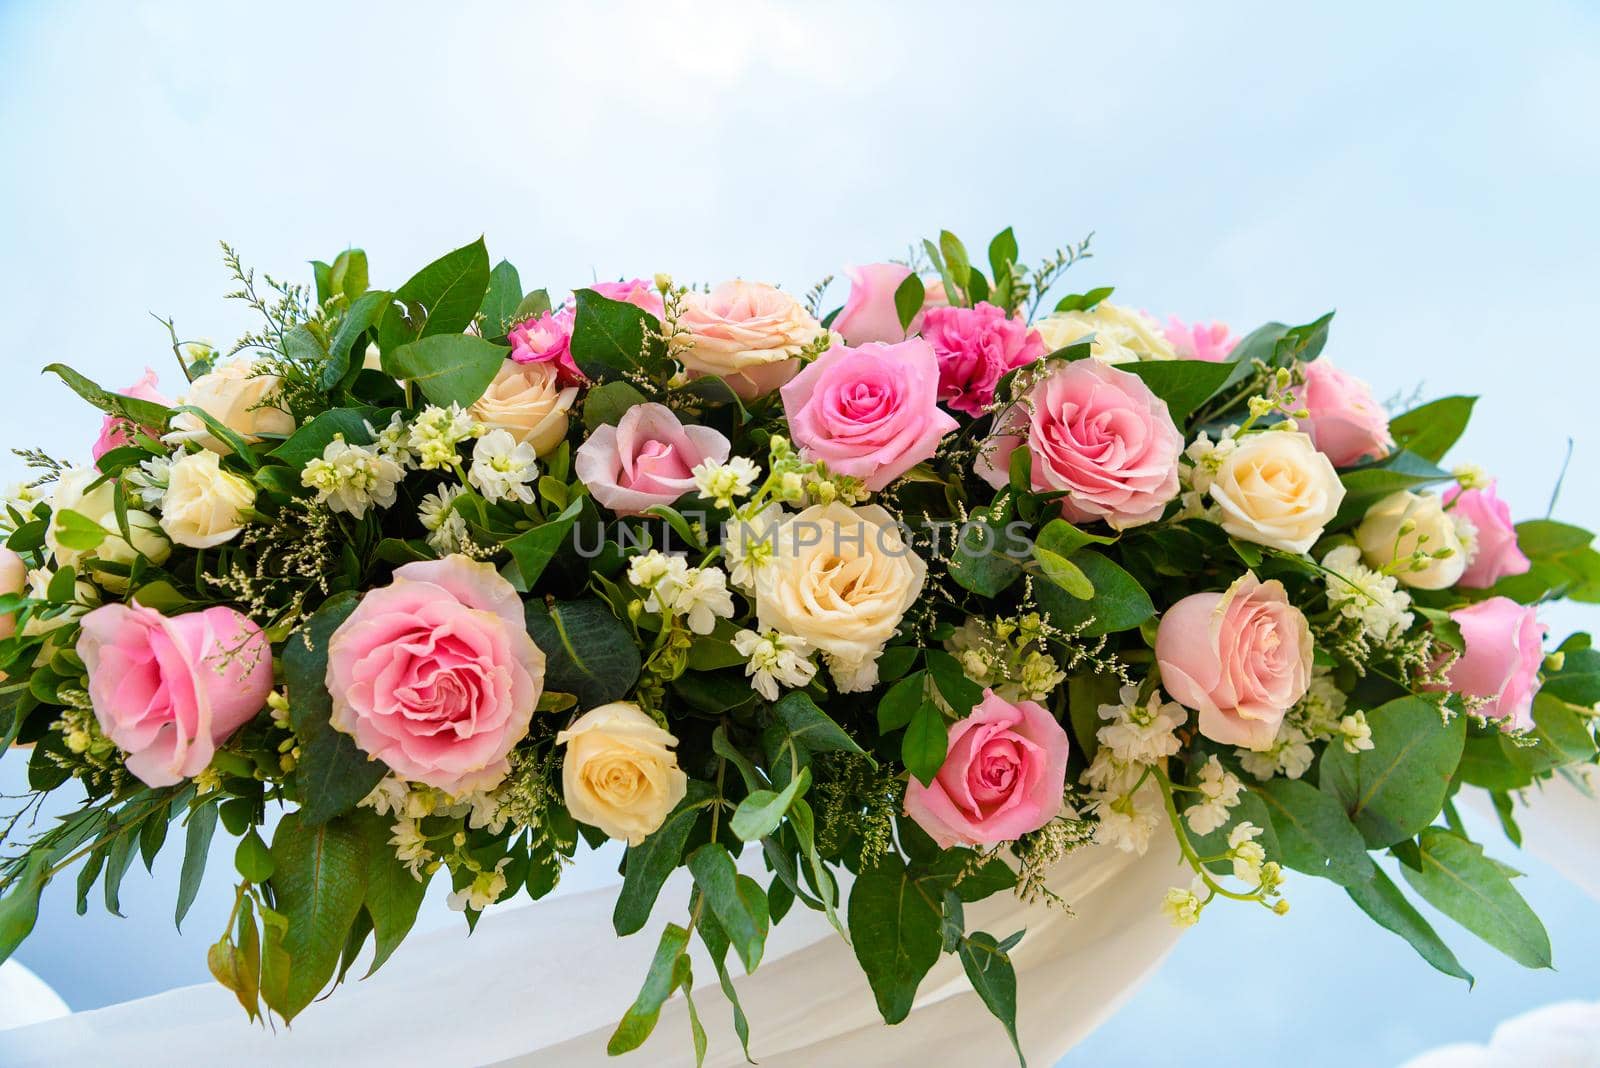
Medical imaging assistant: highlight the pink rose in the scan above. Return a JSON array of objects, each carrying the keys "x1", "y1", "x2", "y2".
[
  {"x1": 1156, "y1": 572, "x2": 1312, "y2": 750},
  {"x1": 976, "y1": 360, "x2": 1183, "y2": 529},
  {"x1": 575, "y1": 402, "x2": 731, "y2": 516},
  {"x1": 920, "y1": 302, "x2": 1046, "y2": 416},
  {"x1": 1163, "y1": 317, "x2": 1237, "y2": 362},
  {"x1": 1443, "y1": 481, "x2": 1532, "y2": 589},
  {"x1": 508, "y1": 307, "x2": 582, "y2": 385},
  {"x1": 1444, "y1": 597, "x2": 1545, "y2": 731},
  {"x1": 780, "y1": 339, "x2": 958, "y2": 491},
  {"x1": 832, "y1": 263, "x2": 947, "y2": 346},
  {"x1": 0, "y1": 548, "x2": 25, "y2": 640},
  {"x1": 326, "y1": 557, "x2": 546, "y2": 794},
  {"x1": 589, "y1": 279, "x2": 664, "y2": 318},
  {"x1": 77, "y1": 603, "x2": 273, "y2": 787},
  {"x1": 903, "y1": 689, "x2": 1069, "y2": 849},
  {"x1": 1289, "y1": 359, "x2": 1393, "y2": 467},
  {"x1": 91, "y1": 367, "x2": 171, "y2": 461}
]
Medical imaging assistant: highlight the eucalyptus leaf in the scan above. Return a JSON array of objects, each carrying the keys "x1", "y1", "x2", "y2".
[
  {"x1": 1253, "y1": 778, "x2": 1373, "y2": 887},
  {"x1": 524, "y1": 597, "x2": 641, "y2": 710},
  {"x1": 1346, "y1": 863, "x2": 1472, "y2": 983},
  {"x1": 1319, "y1": 695, "x2": 1466, "y2": 848},
  {"x1": 382, "y1": 334, "x2": 508, "y2": 409},
  {"x1": 262, "y1": 813, "x2": 369, "y2": 1022},
  {"x1": 848, "y1": 855, "x2": 943, "y2": 1024},
  {"x1": 688, "y1": 844, "x2": 769, "y2": 974},
  {"x1": 1398, "y1": 827, "x2": 1551, "y2": 969}
]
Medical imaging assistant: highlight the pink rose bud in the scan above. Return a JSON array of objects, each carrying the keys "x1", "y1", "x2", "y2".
[
  {"x1": 1443, "y1": 481, "x2": 1532, "y2": 589},
  {"x1": 326, "y1": 557, "x2": 547, "y2": 794},
  {"x1": 976, "y1": 359, "x2": 1184, "y2": 530},
  {"x1": 508, "y1": 306, "x2": 583, "y2": 385},
  {"x1": 920, "y1": 302, "x2": 1046, "y2": 416},
  {"x1": 575, "y1": 402, "x2": 731, "y2": 516},
  {"x1": 1289, "y1": 359, "x2": 1394, "y2": 467},
  {"x1": 780, "y1": 338, "x2": 958, "y2": 491},
  {"x1": 78, "y1": 604, "x2": 273, "y2": 787},
  {"x1": 833, "y1": 263, "x2": 947, "y2": 346},
  {"x1": 1444, "y1": 597, "x2": 1546, "y2": 732},
  {"x1": 91, "y1": 367, "x2": 171, "y2": 461},
  {"x1": 1156, "y1": 572, "x2": 1313, "y2": 750},
  {"x1": 1163, "y1": 317, "x2": 1237, "y2": 362},
  {"x1": 903, "y1": 690, "x2": 1070, "y2": 849},
  {"x1": 589, "y1": 278, "x2": 664, "y2": 318}
]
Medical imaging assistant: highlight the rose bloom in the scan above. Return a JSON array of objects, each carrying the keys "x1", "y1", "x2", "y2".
[
  {"x1": 45, "y1": 465, "x2": 117, "y2": 569},
  {"x1": 1355, "y1": 490, "x2": 1467, "y2": 590},
  {"x1": 470, "y1": 359, "x2": 577, "y2": 456},
  {"x1": 780, "y1": 338, "x2": 958, "y2": 491},
  {"x1": 78, "y1": 603, "x2": 273, "y2": 787},
  {"x1": 159, "y1": 450, "x2": 256, "y2": 549},
  {"x1": 167, "y1": 360, "x2": 295, "y2": 452},
  {"x1": 1031, "y1": 302, "x2": 1176, "y2": 364},
  {"x1": 0, "y1": 548, "x2": 28, "y2": 640},
  {"x1": 1443, "y1": 597, "x2": 1546, "y2": 731},
  {"x1": 92, "y1": 367, "x2": 171, "y2": 461},
  {"x1": 920, "y1": 303, "x2": 1046, "y2": 416},
  {"x1": 327, "y1": 556, "x2": 546, "y2": 794},
  {"x1": 556, "y1": 701, "x2": 687, "y2": 845},
  {"x1": 1443, "y1": 480, "x2": 1531, "y2": 589},
  {"x1": 90, "y1": 509, "x2": 170, "y2": 592},
  {"x1": 1289, "y1": 359, "x2": 1393, "y2": 467},
  {"x1": 1209, "y1": 431, "x2": 1345, "y2": 554},
  {"x1": 575, "y1": 402, "x2": 730, "y2": 516},
  {"x1": 1163, "y1": 317, "x2": 1237, "y2": 362},
  {"x1": 832, "y1": 262, "x2": 948, "y2": 346},
  {"x1": 678, "y1": 281, "x2": 825, "y2": 399},
  {"x1": 976, "y1": 360, "x2": 1183, "y2": 530},
  {"x1": 903, "y1": 689, "x2": 1070, "y2": 849},
  {"x1": 508, "y1": 306, "x2": 582, "y2": 385},
  {"x1": 1156, "y1": 571, "x2": 1313, "y2": 750},
  {"x1": 753, "y1": 502, "x2": 926, "y2": 693},
  {"x1": 589, "y1": 278, "x2": 664, "y2": 318}
]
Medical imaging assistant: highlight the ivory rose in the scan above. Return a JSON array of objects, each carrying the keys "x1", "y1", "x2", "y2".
[
  {"x1": 1443, "y1": 480, "x2": 1531, "y2": 588},
  {"x1": 91, "y1": 368, "x2": 171, "y2": 460},
  {"x1": 0, "y1": 548, "x2": 27, "y2": 640},
  {"x1": 903, "y1": 689, "x2": 1070, "y2": 849},
  {"x1": 1156, "y1": 572, "x2": 1313, "y2": 750},
  {"x1": 556, "y1": 701, "x2": 687, "y2": 845},
  {"x1": 1289, "y1": 359, "x2": 1393, "y2": 467},
  {"x1": 77, "y1": 603, "x2": 273, "y2": 787},
  {"x1": 575, "y1": 403, "x2": 731, "y2": 516},
  {"x1": 508, "y1": 306, "x2": 581, "y2": 384},
  {"x1": 1355, "y1": 490, "x2": 1468, "y2": 590},
  {"x1": 1032, "y1": 302, "x2": 1176, "y2": 364},
  {"x1": 832, "y1": 263, "x2": 946, "y2": 346},
  {"x1": 326, "y1": 556, "x2": 545, "y2": 794},
  {"x1": 159, "y1": 450, "x2": 256, "y2": 549},
  {"x1": 976, "y1": 360, "x2": 1183, "y2": 530},
  {"x1": 752, "y1": 502, "x2": 926, "y2": 693},
  {"x1": 1443, "y1": 597, "x2": 1546, "y2": 731},
  {"x1": 920, "y1": 302, "x2": 1047, "y2": 416},
  {"x1": 45, "y1": 465, "x2": 117, "y2": 569},
  {"x1": 470, "y1": 359, "x2": 577, "y2": 456},
  {"x1": 90, "y1": 509, "x2": 170, "y2": 592},
  {"x1": 780, "y1": 338, "x2": 958, "y2": 491},
  {"x1": 1163, "y1": 318, "x2": 1237, "y2": 362},
  {"x1": 678, "y1": 281, "x2": 825, "y2": 398},
  {"x1": 1209, "y1": 431, "x2": 1344, "y2": 554},
  {"x1": 167, "y1": 360, "x2": 295, "y2": 452}
]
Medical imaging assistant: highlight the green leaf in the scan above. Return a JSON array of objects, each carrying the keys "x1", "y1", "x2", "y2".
[
  {"x1": 376, "y1": 238, "x2": 491, "y2": 353},
  {"x1": 174, "y1": 802, "x2": 218, "y2": 930},
  {"x1": 1052, "y1": 286, "x2": 1114, "y2": 314},
  {"x1": 1034, "y1": 518, "x2": 1114, "y2": 559},
  {"x1": 954, "y1": 857, "x2": 1020, "y2": 903},
  {"x1": 0, "y1": 852, "x2": 49, "y2": 965},
  {"x1": 925, "y1": 648, "x2": 982, "y2": 713},
  {"x1": 269, "y1": 407, "x2": 378, "y2": 468},
  {"x1": 877, "y1": 670, "x2": 928, "y2": 732},
  {"x1": 235, "y1": 830, "x2": 275, "y2": 883},
  {"x1": 382, "y1": 334, "x2": 508, "y2": 409},
  {"x1": 524, "y1": 597, "x2": 641, "y2": 710},
  {"x1": 1033, "y1": 550, "x2": 1153, "y2": 636},
  {"x1": 1399, "y1": 828, "x2": 1552, "y2": 969},
  {"x1": 330, "y1": 248, "x2": 368, "y2": 300},
  {"x1": 959, "y1": 932, "x2": 1026, "y2": 1066},
  {"x1": 987, "y1": 227, "x2": 1019, "y2": 309},
  {"x1": 323, "y1": 290, "x2": 391, "y2": 391},
  {"x1": 1319, "y1": 696, "x2": 1466, "y2": 848},
  {"x1": 696, "y1": 910, "x2": 753, "y2": 1061},
  {"x1": 613, "y1": 787, "x2": 708, "y2": 936},
  {"x1": 504, "y1": 497, "x2": 583, "y2": 587},
  {"x1": 1125, "y1": 359, "x2": 1236, "y2": 424},
  {"x1": 571, "y1": 288, "x2": 664, "y2": 381},
  {"x1": 262, "y1": 813, "x2": 369, "y2": 1022},
  {"x1": 286, "y1": 592, "x2": 387, "y2": 824},
  {"x1": 893, "y1": 273, "x2": 925, "y2": 332},
  {"x1": 688, "y1": 844, "x2": 769, "y2": 973},
  {"x1": 948, "y1": 506, "x2": 1024, "y2": 597},
  {"x1": 43, "y1": 363, "x2": 172, "y2": 431},
  {"x1": 1334, "y1": 450, "x2": 1452, "y2": 525},
  {"x1": 730, "y1": 766, "x2": 811, "y2": 843},
  {"x1": 1388, "y1": 396, "x2": 1476, "y2": 463},
  {"x1": 938, "y1": 231, "x2": 974, "y2": 304},
  {"x1": 848, "y1": 855, "x2": 943, "y2": 1024},
  {"x1": 102, "y1": 829, "x2": 138, "y2": 917},
  {"x1": 1514, "y1": 519, "x2": 1593, "y2": 561},
  {"x1": 51, "y1": 509, "x2": 109, "y2": 552},
  {"x1": 479, "y1": 259, "x2": 523, "y2": 341},
  {"x1": 903, "y1": 701, "x2": 949, "y2": 787},
  {"x1": 771, "y1": 690, "x2": 870, "y2": 759},
  {"x1": 1346, "y1": 864, "x2": 1472, "y2": 983},
  {"x1": 606, "y1": 922, "x2": 690, "y2": 1055},
  {"x1": 1254, "y1": 778, "x2": 1373, "y2": 887},
  {"x1": 1033, "y1": 545, "x2": 1093, "y2": 598},
  {"x1": 582, "y1": 380, "x2": 649, "y2": 432},
  {"x1": 355, "y1": 811, "x2": 428, "y2": 978}
]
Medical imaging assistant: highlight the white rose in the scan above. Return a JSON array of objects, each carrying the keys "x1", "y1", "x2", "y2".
[
  {"x1": 1355, "y1": 490, "x2": 1468, "y2": 590},
  {"x1": 159, "y1": 451, "x2": 256, "y2": 549},
  {"x1": 752, "y1": 502, "x2": 926, "y2": 692},
  {"x1": 469, "y1": 360, "x2": 577, "y2": 456},
  {"x1": 556, "y1": 702, "x2": 688, "y2": 845},
  {"x1": 1032, "y1": 302, "x2": 1176, "y2": 364},
  {"x1": 90, "y1": 509, "x2": 171, "y2": 592},
  {"x1": 1209, "y1": 431, "x2": 1345, "y2": 554},
  {"x1": 678, "y1": 281, "x2": 826, "y2": 398},
  {"x1": 167, "y1": 360, "x2": 296, "y2": 452},
  {"x1": 45, "y1": 466, "x2": 117, "y2": 569}
]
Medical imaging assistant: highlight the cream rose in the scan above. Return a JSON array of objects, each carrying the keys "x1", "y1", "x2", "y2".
[
  {"x1": 45, "y1": 466, "x2": 117, "y2": 569},
  {"x1": 1355, "y1": 490, "x2": 1468, "y2": 590},
  {"x1": 1032, "y1": 302, "x2": 1176, "y2": 364},
  {"x1": 168, "y1": 360, "x2": 296, "y2": 452},
  {"x1": 556, "y1": 702, "x2": 688, "y2": 845},
  {"x1": 159, "y1": 450, "x2": 256, "y2": 549},
  {"x1": 1209, "y1": 431, "x2": 1344, "y2": 554},
  {"x1": 678, "y1": 281, "x2": 826, "y2": 399},
  {"x1": 469, "y1": 359, "x2": 577, "y2": 456},
  {"x1": 90, "y1": 509, "x2": 171, "y2": 591},
  {"x1": 752, "y1": 502, "x2": 926, "y2": 692}
]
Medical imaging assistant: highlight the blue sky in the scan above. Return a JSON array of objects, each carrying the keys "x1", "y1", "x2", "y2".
[{"x1": 2, "y1": 1, "x2": 1598, "y2": 1063}]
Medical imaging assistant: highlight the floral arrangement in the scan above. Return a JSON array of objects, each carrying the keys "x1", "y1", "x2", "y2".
[{"x1": 0, "y1": 229, "x2": 1595, "y2": 1063}]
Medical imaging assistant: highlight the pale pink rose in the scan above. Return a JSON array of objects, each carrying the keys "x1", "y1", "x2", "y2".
[
  {"x1": 0, "y1": 548, "x2": 29, "y2": 641},
  {"x1": 326, "y1": 557, "x2": 545, "y2": 794},
  {"x1": 1289, "y1": 359, "x2": 1393, "y2": 467},
  {"x1": 780, "y1": 339, "x2": 958, "y2": 491},
  {"x1": 91, "y1": 367, "x2": 171, "y2": 461},
  {"x1": 77, "y1": 603, "x2": 272, "y2": 787},
  {"x1": 678, "y1": 281, "x2": 825, "y2": 399},
  {"x1": 1163, "y1": 317, "x2": 1237, "y2": 362},
  {"x1": 904, "y1": 689, "x2": 1069, "y2": 849},
  {"x1": 920, "y1": 302, "x2": 1047, "y2": 416},
  {"x1": 832, "y1": 263, "x2": 947, "y2": 346},
  {"x1": 1443, "y1": 481, "x2": 1532, "y2": 589},
  {"x1": 589, "y1": 279, "x2": 664, "y2": 318},
  {"x1": 976, "y1": 360, "x2": 1183, "y2": 529},
  {"x1": 508, "y1": 306, "x2": 582, "y2": 385},
  {"x1": 1156, "y1": 572, "x2": 1312, "y2": 750},
  {"x1": 575, "y1": 402, "x2": 730, "y2": 516},
  {"x1": 1443, "y1": 597, "x2": 1545, "y2": 731}
]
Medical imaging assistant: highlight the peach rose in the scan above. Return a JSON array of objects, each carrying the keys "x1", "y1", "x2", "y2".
[
  {"x1": 556, "y1": 701, "x2": 687, "y2": 845},
  {"x1": 1209, "y1": 431, "x2": 1345, "y2": 554},
  {"x1": 470, "y1": 359, "x2": 577, "y2": 456},
  {"x1": 678, "y1": 281, "x2": 825, "y2": 398},
  {"x1": 1355, "y1": 490, "x2": 1467, "y2": 590},
  {"x1": 0, "y1": 549, "x2": 28, "y2": 640}
]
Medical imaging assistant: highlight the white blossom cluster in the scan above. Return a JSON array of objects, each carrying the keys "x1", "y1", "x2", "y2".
[
  {"x1": 1081, "y1": 684, "x2": 1185, "y2": 854},
  {"x1": 627, "y1": 550, "x2": 736, "y2": 635}
]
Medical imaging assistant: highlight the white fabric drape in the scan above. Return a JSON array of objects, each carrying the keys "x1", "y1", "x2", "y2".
[{"x1": 0, "y1": 963, "x2": 70, "y2": 1032}]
